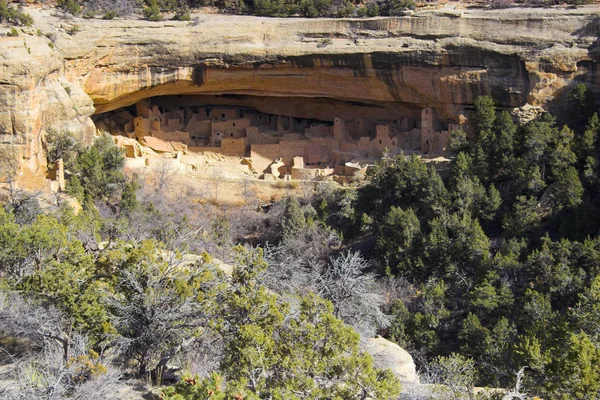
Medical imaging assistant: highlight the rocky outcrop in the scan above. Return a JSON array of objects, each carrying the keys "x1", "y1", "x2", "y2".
[
  {"x1": 0, "y1": 32, "x2": 95, "y2": 187},
  {"x1": 362, "y1": 336, "x2": 420, "y2": 383},
  {"x1": 0, "y1": 6, "x2": 598, "y2": 184}
]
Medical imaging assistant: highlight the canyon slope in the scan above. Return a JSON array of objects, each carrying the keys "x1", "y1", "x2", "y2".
[{"x1": 0, "y1": 5, "x2": 598, "y2": 185}]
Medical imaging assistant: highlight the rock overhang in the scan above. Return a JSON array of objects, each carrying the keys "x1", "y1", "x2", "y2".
[{"x1": 0, "y1": 6, "x2": 598, "y2": 185}]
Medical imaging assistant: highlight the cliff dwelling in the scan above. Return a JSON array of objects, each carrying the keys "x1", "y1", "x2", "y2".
[{"x1": 94, "y1": 95, "x2": 457, "y2": 180}]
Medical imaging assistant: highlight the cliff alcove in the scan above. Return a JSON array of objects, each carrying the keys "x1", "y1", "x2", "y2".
[
  {"x1": 93, "y1": 93, "x2": 456, "y2": 179},
  {"x1": 0, "y1": 6, "x2": 598, "y2": 186}
]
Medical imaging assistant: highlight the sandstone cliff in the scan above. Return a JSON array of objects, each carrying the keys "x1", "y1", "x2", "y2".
[{"x1": 0, "y1": 5, "x2": 598, "y2": 185}]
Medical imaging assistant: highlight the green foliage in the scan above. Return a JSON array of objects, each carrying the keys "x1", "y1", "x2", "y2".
[
  {"x1": 386, "y1": 0, "x2": 416, "y2": 15},
  {"x1": 70, "y1": 134, "x2": 125, "y2": 202},
  {"x1": 375, "y1": 206, "x2": 421, "y2": 275},
  {"x1": 544, "y1": 332, "x2": 600, "y2": 399},
  {"x1": 474, "y1": 95, "x2": 496, "y2": 132},
  {"x1": 45, "y1": 131, "x2": 82, "y2": 170},
  {"x1": 57, "y1": 0, "x2": 82, "y2": 15},
  {"x1": 143, "y1": 0, "x2": 163, "y2": 20},
  {"x1": 551, "y1": 165, "x2": 584, "y2": 209},
  {"x1": 358, "y1": 94, "x2": 600, "y2": 391},
  {"x1": 0, "y1": 0, "x2": 33, "y2": 26},
  {"x1": 337, "y1": 0, "x2": 354, "y2": 17},
  {"x1": 103, "y1": 241, "x2": 223, "y2": 375},
  {"x1": 280, "y1": 196, "x2": 306, "y2": 240},
  {"x1": 173, "y1": 3, "x2": 191, "y2": 20},
  {"x1": 162, "y1": 372, "x2": 228, "y2": 400},
  {"x1": 502, "y1": 195, "x2": 541, "y2": 237},
  {"x1": 211, "y1": 246, "x2": 401, "y2": 399},
  {"x1": 430, "y1": 353, "x2": 478, "y2": 399},
  {"x1": 251, "y1": 0, "x2": 334, "y2": 17},
  {"x1": 568, "y1": 83, "x2": 598, "y2": 130},
  {"x1": 0, "y1": 212, "x2": 111, "y2": 340},
  {"x1": 120, "y1": 179, "x2": 140, "y2": 213},
  {"x1": 367, "y1": 2, "x2": 380, "y2": 16}
]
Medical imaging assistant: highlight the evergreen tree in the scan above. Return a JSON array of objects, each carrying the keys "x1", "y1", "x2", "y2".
[{"x1": 280, "y1": 196, "x2": 306, "y2": 240}]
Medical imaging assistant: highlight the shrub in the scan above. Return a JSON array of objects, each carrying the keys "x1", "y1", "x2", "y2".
[
  {"x1": 143, "y1": 0, "x2": 163, "y2": 21},
  {"x1": 66, "y1": 24, "x2": 80, "y2": 35},
  {"x1": 103, "y1": 10, "x2": 118, "y2": 19},
  {"x1": 367, "y1": 2, "x2": 380, "y2": 16},
  {"x1": 7, "y1": 27, "x2": 18, "y2": 36},
  {"x1": 45, "y1": 130, "x2": 82, "y2": 170},
  {"x1": 57, "y1": 0, "x2": 82, "y2": 15},
  {"x1": 0, "y1": 0, "x2": 33, "y2": 26},
  {"x1": 173, "y1": 3, "x2": 191, "y2": 20},
  {"x1": 336, "y1": 0, "x2": 354, "y2": 17},
  {"x1": 386, "y1": 0, "x2": 415, "y2": 15},
  {"x1": 84, "y1": 0, "x2": 137, "y2": 19},
  {"x1": 70, "y1": 134, "x2": 125, "y2": 201}
]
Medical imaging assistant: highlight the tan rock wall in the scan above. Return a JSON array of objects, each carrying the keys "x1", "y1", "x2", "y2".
[
  {"x1": 251, "y1": 144, "x2": 281, "y2": 174},
  {"x1": 1, "y1": 6, "x2": 599, "y2": 185}
]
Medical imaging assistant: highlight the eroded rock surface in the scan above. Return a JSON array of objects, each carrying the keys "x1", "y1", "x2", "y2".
[
  {"x1": 362, "y1": 336, "x2": 420, "y2": 383},
  {"x1": 0, "y1": 6, "x2": 598, "y2": 184}
]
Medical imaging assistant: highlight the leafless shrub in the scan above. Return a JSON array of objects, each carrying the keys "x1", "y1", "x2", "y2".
[
  {"x1": 315, "y1": 251, "x2": 390, "y2": 337},
  {"x1": 502, "y1": 367, "x2": 528, "y2": 400},
  {"x1": 0, "y1": 291, "x2": 71, "y2": 360},
  {"x1": 0, "y1": 177, "x2": 42, "y2": 225},
  {"x1": 83, "y1": 0, "x2": 138, "y2": 18},
  {"x1": 379, "y1": 274, "x2": 417, "y2": 313},
  {"x1": 104, "y1": 257, "x2": 221, "y2": 376},
  {"x1": 0, "y1": 291, "x2": 125, "y2": 400},
  {"x1": 260, "y1": 223, "x2": 341, "y2": 294},
  {"x1": 490, "y1": 0, "x2": 512, "y2": 8},
  {"x1": 421, "y1": 353, "x2": 478, "y2": 400},
  {"x1": 0, "y1": 337, "x2": 123, "y2": 400},
  {"x1": 179, "y1": 331, "x2": 224, "y2": 379}
]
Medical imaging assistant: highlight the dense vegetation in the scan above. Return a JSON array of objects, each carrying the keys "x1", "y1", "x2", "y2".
[
  {"x1": 0, "y1": 134, "x2": 403, "y2": 398},
  {"x1": 324, "y1": 84, "x2": 600, "y2": 398},
  {"x1": 1, "y1": 84, "x2": 600, "y2": 399},
  {"x1": 0, "y1": 0, "x2": 33, "y2": 26},
  {"x1": 47, "y1": 0, "x2": 590, "y2": 20}
]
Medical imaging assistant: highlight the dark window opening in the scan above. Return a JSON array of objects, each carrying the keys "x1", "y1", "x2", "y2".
[
  {"x1": 379, "y1": 140, "x2": 382, "y2": 144},
  {"x1": 222, "y1": 113, "x2": 225, "y2": 118}
]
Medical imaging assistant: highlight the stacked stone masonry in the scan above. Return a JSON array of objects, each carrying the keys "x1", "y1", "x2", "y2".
[{"x1": 97, "y1": 98, "x2": 454, "y2": 179}]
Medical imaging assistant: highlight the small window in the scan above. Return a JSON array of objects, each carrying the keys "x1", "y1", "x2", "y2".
[
  {"x1": 392, "y1": 141, "x2": 396, "y2": 146},
  {"x1": 426, "y1": 109, "x2": 428, "y2": 115},
  {"x1": 233, "y1": 123, "x2": 236, "y2": 127},
  {"x1": 230, "y1": 133, "x2": 233, "y2": 137},
  {"x1": 222, "y1": 113, "x2": 225, "y2": 118},
  {"x1": 379, "y1": 140, "x2": 382, "y2": 144}
]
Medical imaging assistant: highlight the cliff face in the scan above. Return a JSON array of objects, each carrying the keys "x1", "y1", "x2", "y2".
[{"x1": 0, "y1": 6, "x2": 598, "y2": 185}]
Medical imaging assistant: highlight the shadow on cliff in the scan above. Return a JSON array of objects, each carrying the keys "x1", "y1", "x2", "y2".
[{"x1": 545, "y1": 15, "x2": 599, "y2": 124}]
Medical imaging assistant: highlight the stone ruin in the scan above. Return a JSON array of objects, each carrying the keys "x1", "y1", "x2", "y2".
[{"x1": 94, "y1": 98, "x2": 456, "y2": 180}]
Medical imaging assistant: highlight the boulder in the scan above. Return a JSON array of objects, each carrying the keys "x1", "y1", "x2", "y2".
[
  {"x1": 361, "y1": 336, "x2": 420, "y2": 384},
  {"x1": 140, "y1": 136, "x2": 174, "y2": 153}
]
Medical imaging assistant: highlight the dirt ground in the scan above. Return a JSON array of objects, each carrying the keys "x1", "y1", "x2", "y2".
[{"x1": 125, "y1": 152, "x2": 344, "y2": 206}]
